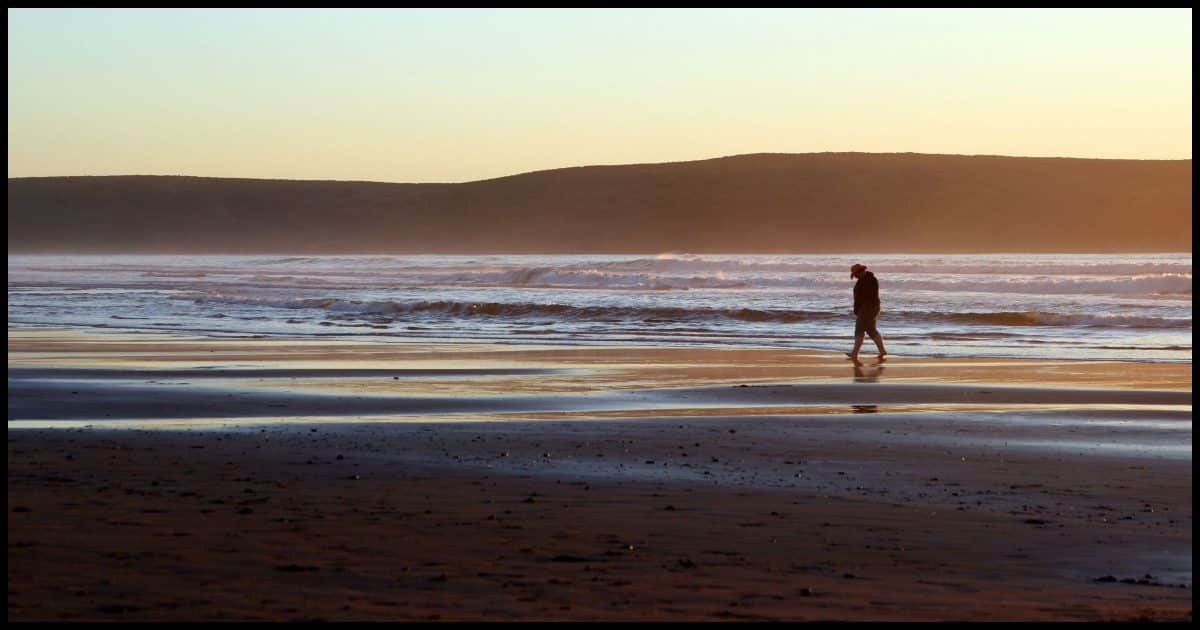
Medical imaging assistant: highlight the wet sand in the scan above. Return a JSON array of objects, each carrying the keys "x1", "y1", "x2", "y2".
[{"x1": 7, "y1": 329, "x2": 1193, "y2": 621}]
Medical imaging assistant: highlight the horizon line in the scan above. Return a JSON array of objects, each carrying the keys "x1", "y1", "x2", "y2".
[{"x1": 7, "y1": 151, "x2": 1193, "y2": 186}]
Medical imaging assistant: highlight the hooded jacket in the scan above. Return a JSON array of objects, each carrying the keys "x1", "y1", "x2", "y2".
[{"x1": 853, "y1": 271, "x2": 880, "y2": 316}]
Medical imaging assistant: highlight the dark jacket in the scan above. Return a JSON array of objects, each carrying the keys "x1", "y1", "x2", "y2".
[{"x1": 853, "y1": 271, "x2": 880, "y2": 316}]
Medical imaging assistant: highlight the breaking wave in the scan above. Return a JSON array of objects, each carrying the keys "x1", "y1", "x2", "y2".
[
  {"x1": 930, "y1": 311, "x2": 1192, "y2": 328},
  {"x1": 191, "y1": 295, "x2": 839, "y2": 323},
  {"x1": 12, "y1": 254, "x2": 1190, "y2": 296},
  {"x1": 189, "y1": 295, "x2": 1192, "y2": 329}
]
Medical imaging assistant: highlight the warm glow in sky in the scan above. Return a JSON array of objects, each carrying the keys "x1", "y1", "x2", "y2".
[{"x1": 7, "y1": 8, "x2": 1192, "y2": 183}]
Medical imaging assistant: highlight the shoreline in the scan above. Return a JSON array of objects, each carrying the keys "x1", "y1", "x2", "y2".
[
  {"x1": 7, "y1": 322, "x2": 1193, "y2": 366},
  {"x1": 8, "y1": 328, "x2": 1193, "y2": 621}
]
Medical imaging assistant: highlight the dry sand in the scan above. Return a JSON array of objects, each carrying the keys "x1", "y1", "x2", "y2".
[{"x1": 7, "y1": 329, "x2": 1193, "y2": 621}]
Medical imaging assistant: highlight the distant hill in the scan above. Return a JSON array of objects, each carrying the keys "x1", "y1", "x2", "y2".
[{"x1": 7, "y1": 153, "x2": 1191, "y2": 253}]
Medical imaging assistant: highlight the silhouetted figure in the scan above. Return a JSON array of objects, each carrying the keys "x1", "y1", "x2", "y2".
[{"x1": 847, "y1": 263, "x2": 887, "y2": 362}]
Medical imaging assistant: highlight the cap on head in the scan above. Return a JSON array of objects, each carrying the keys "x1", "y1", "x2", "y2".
[{"x1": 850, "y1": 263, "x2": 867, "y2": 278}]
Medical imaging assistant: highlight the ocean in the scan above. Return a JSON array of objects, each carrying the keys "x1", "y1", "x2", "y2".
[{"x1": 7, "y1": 253, "x2": 1192, "y2": 363}]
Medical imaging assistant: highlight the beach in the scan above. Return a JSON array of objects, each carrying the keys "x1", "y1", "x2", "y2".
[
  {"x1": 7, "y1": 329, "x2": 1192, "y2": 621},
  {"x1": 8, "y1": 2, "x2": 1193, "y2": 623}
]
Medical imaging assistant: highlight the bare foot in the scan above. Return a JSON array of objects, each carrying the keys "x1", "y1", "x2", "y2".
[{"x1": 845, "y1": 352, "x2": 858, "y2": 361}]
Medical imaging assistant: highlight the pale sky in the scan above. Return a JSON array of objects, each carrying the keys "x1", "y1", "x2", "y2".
[{"x1": 7, "y1": 7, "x2": 1192, "y2": 183}]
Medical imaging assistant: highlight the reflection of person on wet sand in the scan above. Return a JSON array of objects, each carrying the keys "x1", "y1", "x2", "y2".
[
  {"x1": 847, "y1": 263, "x2": 887, "y2": 362},
  {"x1": 853, "y1": 361, "x2": 885, "y2": 381}
]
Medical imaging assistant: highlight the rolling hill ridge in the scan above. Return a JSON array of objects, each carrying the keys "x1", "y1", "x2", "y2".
[{"x1": 8, "y1": 153, "x2": 1191, "y2": 253}]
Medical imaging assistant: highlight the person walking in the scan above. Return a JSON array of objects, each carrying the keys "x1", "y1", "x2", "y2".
[{"x1": 847, "y1": 263, "x2": 887, "y2": 362}]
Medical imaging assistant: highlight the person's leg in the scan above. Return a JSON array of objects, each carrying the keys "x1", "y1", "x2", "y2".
[
  {"x1": 867, "y1": 329, "x2": 887, "y2": 357},
  {"x1": 849, "y1": 314, "x2": 869, "y2": 360},
  {"x1": 864, "y1": 311, "x2": 886, "y2": 357},
  {"x1": 848, "y1": 333, "x2": 865, "y2": 360}
]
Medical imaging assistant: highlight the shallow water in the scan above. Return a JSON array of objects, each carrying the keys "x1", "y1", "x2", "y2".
[{"x1": 8, "y1": 253, "x2": 1191, "y2": 362}]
